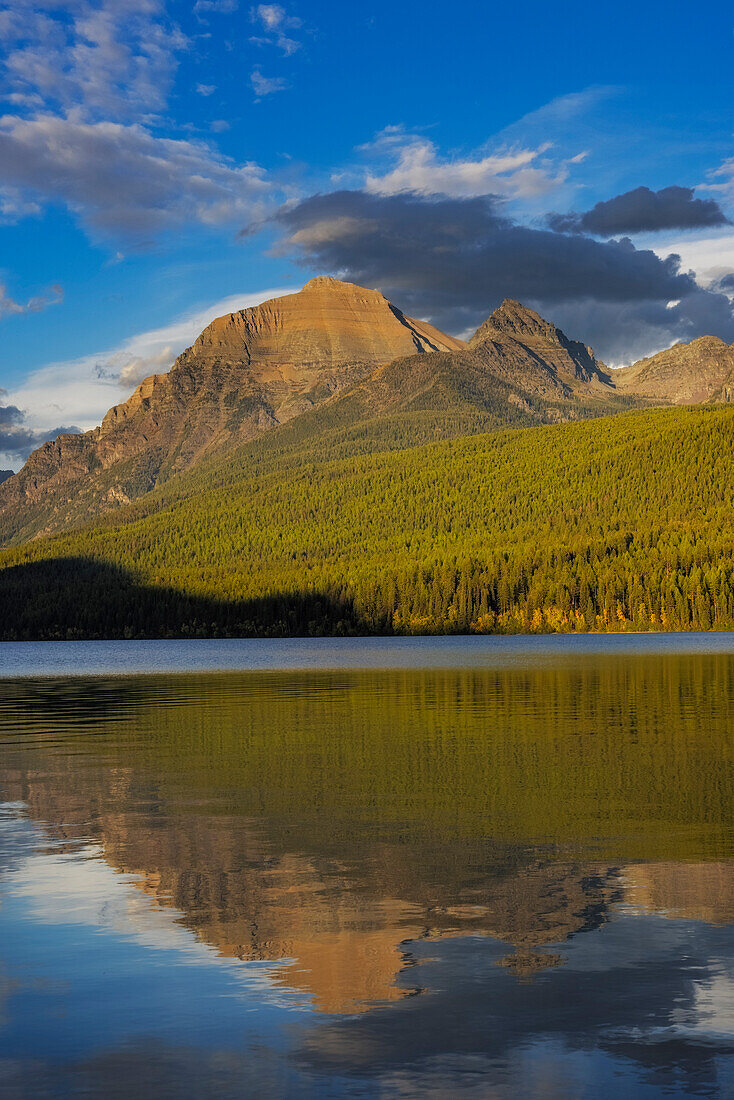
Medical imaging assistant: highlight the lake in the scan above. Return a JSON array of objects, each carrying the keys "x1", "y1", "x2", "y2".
[{"x1": 1, "y1": 635, "x2": 733, "y2": 1097}]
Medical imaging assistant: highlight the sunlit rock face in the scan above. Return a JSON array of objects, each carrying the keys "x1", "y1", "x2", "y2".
[
  {"x1": 0, "y1": 277, "x2": 462, "y2": 544},
  {"x1": 614, "y1": 335, "x2": 734, "y2": 404},
  {"x1": 98, "y1": 276, "x2": 464, "y2": 451}
]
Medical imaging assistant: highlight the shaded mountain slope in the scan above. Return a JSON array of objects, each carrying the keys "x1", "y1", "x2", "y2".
[
  {"x1": 469, "y1": 298, "x2": 613, "y2": 390},
  {"x1": 325, "y1": 298, "x2": 631, "y2": 428}
]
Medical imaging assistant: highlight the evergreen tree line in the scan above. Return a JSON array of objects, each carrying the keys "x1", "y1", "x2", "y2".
[{"x1": 2, "y1": 405, "x2": 734, "y2": 639}]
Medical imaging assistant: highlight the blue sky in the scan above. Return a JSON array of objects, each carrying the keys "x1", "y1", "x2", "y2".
[{"x1": 1, "y1": 0, "x2": 733, "y2": 466}]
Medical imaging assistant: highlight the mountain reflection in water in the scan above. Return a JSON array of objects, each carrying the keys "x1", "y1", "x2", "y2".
[{"x1": 1, "y1": 651, "x2": 734, "y2": 1097}]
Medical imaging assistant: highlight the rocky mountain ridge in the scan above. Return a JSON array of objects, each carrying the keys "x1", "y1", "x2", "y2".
[
  {"x1": 314, "y1": 296, "x2": 624, "y2": 430},
  {"x1": 1, "y1": 276, "x2": 733, "y2": 546},
  {"x1": 470, "y1": 298, "x2": 613, "y2": 389},
  {"x1": 614, "y1": 334, "x2": 734, "y2": 403}
]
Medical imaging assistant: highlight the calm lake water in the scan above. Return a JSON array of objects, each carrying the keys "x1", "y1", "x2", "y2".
[{"x1": 1, "y1": 635, "x2": 734, "y2": 1097}]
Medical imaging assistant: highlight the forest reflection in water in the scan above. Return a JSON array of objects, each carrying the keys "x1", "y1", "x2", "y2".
[{"x1": 1, "y1": 649, "x2": 734, "y2": 1097}]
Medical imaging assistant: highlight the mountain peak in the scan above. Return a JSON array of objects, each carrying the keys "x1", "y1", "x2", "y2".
[
  {"x1": 0, "y1": 278, "x2": 464, "y2": 543},
  {"x1": 494, "y1": 298, "x2": 542, "y2": 320},
  {"x1": 468, "y1": 298, "x2": 610, "y2": 388},
  {"x1": 300, "y1": 275, "x2": 384, "y2": 299},
  {"x1": 303, "y1": 275, "x2": 343, "y2": 288},
  {"x1": 471, "y1": 299, "x2": 556, "y2": 345}
]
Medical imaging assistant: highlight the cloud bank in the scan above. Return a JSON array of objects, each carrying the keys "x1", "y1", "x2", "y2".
[
  {"x1": 0, "y1": 113, "x2": 270, "y2": 239},
  {"x1": 0, "y1": 1, "x2": 277, "y2": 242},
  {"x1": 273, "y1": 189, "x2": 734, "y2": 362},
  {"x1": 0, "y1": 0, "x2": 184, "y2": 121},
  {"x1": 361, "y1": 130, "x2": 573, "y2": 202}
]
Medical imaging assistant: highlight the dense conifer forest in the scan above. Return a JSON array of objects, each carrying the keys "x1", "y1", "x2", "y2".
[{"x1": 2, "y1": 404, "x2": 734, "y2": 639}]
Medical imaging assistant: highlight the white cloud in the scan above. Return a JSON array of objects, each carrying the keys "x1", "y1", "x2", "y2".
[
  {"x1": 0, "y1": 185, "x2": 42, "y2": 219},
  {"x1": 650, "y1": 232, "x2": 734, "y2": 289},
  {"x1": 0, "y1": 112, "x2": 271, "y2": 240},
  {"x1": 0, "y1": 0, "x2": 185, "y2": 121},
  {"x1": 506, "y1": 86, "x2": 623, "y2": 133},
  {"x1": 195, "y1": 0, "x2": 239, "y2": 12},
  {"x1": 365, "y1": 134, "x2": 565, "y2": 200},
  {"x1": 357, "y1": 127, "x2": 581, "y2": 203},
  {"x1": 2, "y1": 285, "x2": 296, "y2": 460},
  {"x1": 251, "y1": 4, "x2": 301, "y2": 31},
  {"x1": 703, "y1": 155, "x2": 734, "y2": 201},
  {"x1": 116, "y1": 344, "x2": 176, "y2": 388},
  {"x1": 250, "y1": 4, "x2": 302, "y2": 55},
  {"x1": 250, "y1": 69, "x2": 289, "y2": 98}
]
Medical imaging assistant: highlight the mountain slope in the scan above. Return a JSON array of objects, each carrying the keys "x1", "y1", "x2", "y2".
[
  {"x1": 0, "y1": 292, "x2": 633, "y2": 548},
  {"x1": 3, "y1": 405, "x2": 734, "y2": 639},
  {"x1": 0, "y1": 277, "x2": 463, "y2": 544},
  {"x1": 614, "y1": 335, "x2": 734, "y2": 403},
  {"x1": 88, "y1": 300, "x2": 636, "y2": 543},
  {"x1": 303, "y1": 300, "x2": 631, "y2": 435}
]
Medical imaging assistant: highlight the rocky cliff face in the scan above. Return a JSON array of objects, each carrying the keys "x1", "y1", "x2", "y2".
[
  {"x1": 325, "y1": 298, "x2": 622, "y2": 425},
  {"x1": 0, "y1": 277, "x2": 463, "y2": 543},
  {"x1": 470, "y1": 299, "x2": 613, "y2": 391},
  {"x1": 613, "y1": 335, "x2": 734, "y2": 403}
]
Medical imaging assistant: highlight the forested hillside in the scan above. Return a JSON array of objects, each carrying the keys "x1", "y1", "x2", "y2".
[
  {"x1": 2, "y1": 405, "x2": 734, "y2": 639},
  {"x1": 0, "y1": 288, "x2": 637, "y2": 547}
]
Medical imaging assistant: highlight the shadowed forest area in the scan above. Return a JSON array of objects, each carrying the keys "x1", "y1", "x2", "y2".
[{"x1": 0, "y1": 558, "x2": 367, "y2": 640}]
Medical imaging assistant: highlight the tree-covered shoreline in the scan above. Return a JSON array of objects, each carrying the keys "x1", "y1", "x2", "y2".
[{"x1": 3, "y1": 405, "x2": 734, "y2": 640}]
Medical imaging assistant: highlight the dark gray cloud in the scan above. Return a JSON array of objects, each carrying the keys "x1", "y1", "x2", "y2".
[
  {"x1": 272, "y1": 189, "x2": 734, "y2": 361},
  {"x1": 0, "y1": 404, "x2": 80, "y2": 462},
  {"x1": 549, "y1": 186, "x2": 730, "y2": 236}
]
